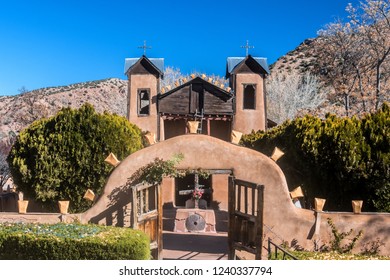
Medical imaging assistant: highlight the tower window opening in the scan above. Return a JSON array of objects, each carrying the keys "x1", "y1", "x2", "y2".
[
  {"x1": 243, "y1": 84, "x2": 256, "y2": 110},
  {"x1": 138, "y1": 89, "x2": 150, "y2": 116}
]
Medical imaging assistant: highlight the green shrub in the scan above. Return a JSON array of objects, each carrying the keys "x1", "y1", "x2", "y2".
[
  {"x1": 242, "y1": 103, "x2": 390, "y2": 212},
  {"x1": 0, "y1": 223, "x2": 150, "y2": 260},
  {"x1": 8, "y1": 104, "x2": 144, "y2": 212}
]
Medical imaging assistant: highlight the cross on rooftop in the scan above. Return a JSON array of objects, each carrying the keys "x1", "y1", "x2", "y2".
[
  {"x1": 138, "y1": 40, "x2": 152, "y2": 55},
  {"x1": 241, "y1": 40, "x2": 254, "y2": 56}
]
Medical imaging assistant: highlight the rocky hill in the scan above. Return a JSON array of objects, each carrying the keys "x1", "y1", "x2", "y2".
[
  {"x1": 0, "y1": 78, "x2": 127, "y2": 144},
  {"x1": 270, "y1": 38, "x2": 318, "y2": 75}
]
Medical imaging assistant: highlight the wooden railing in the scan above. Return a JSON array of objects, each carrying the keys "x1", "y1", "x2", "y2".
[{"x1": 267, "y1": 238, "x2": 298, "y2": 260}]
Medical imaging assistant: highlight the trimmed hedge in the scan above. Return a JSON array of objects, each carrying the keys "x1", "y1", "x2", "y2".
[
  {"x1": 0, "y1": 223, "x2": 150, "y2": 260},
  {"x1": 241, "y1": 103, "x2": 390, "y2": 212}
]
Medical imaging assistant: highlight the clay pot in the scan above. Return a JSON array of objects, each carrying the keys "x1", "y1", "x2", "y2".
[
  {"x1": 314, "y1": 198, "x2": 326, "y2": 212},
  {"x1": 187, "y1": 121, "x2": 199, "y2": 134},
  {"x1": 352, "y1": 200, "x2": 363, "y2": 214},
  {"x1": 231, "y1": 130, "x2": 243, "y2": 144},
  {"x1": 270, "y1": 147, "x2": 285, "y2": 162},
  {"x1": 18, "y1": 200, "x2": 29, "y2": 214},
  {"x1": 83, "y1": 189, "x2": 95, "y2": 202},
  {"x1": 58, "y1": 200, "x2": 70, "y2": 214},
  {"x1": 104, "y1": 152, "x2": 120, "y2": 167}
]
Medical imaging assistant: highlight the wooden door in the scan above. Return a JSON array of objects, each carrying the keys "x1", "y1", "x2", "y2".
[
  {"x1": 132, "y1": 183, "x2": 162, "y2": 260},
  {"x1": 228, "y1": 176, "x2": 264, "y2": 260}
]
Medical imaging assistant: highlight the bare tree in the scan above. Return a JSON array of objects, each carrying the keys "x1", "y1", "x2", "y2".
[
  {"x1": 161, "y1": 66, "x2": 184, "y2": 88},
  {"x1": 267, "y1": 71, "x2": 327, "y2": 124},
  {"x1": 313, "y1": 0, "x2": 390, "y2": 114},
  {"x1": 316, "y1": 21, "x2": 361, "y2": 116},
  {"x1": 161, "y1": 66, "x2": 228, "y2": 89},
  {"x1": 349, "y1": 0, "x2": 390, "y2": 110}
]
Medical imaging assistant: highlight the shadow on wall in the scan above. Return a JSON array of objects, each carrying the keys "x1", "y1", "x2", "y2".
[{"x1": 89, "y1": 183, "x2": 134, "y2": 227}]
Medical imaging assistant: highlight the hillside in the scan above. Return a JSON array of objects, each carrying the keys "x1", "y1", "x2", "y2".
[
  {"x1": 270, "y1": 38, "x2": 318, "y2": 75},
  {"x1": 0, "y1": 78, "x2": 127, "y2": 143}
]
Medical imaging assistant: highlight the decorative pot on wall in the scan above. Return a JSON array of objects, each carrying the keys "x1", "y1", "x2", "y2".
[
  {"x1": 187, "y1": 121, "x2": 199, "y2": 134},
  {"x1": 18, "y1": 200, "x2": 29, "y2": 214},
  {"x1": 352, "y1": 200, "x2": 363, "y2": 214},
  {"x1": 314, "y1": 198, "x2": 326, "y2": 212},
  {"x1": 231, "y1": 130, "x2": 243, "y2": 144},
  {"x1": 58, "y1": 200, "x2": 70, "y2": 214},
  {"x1": 83, "y1": 189, "x2": 95, "y2": 202},
  {"x1": 270, "y1": 147, "x2": 285, "y2": 162}
]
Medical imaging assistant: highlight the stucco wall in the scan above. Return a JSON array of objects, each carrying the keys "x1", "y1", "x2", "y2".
[
  {"x1": 233, "y1": 73, "x2": 266, "y2": 133},
  {"x1": 128, "y1": 74, "x2": 158, "y2": 135},
  {"x1": 81, "y1": 134, "x2": 390, "y2": 255}
]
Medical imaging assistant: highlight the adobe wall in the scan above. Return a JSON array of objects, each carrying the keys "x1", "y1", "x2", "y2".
[
  {"x1": 81, "y1": 134, "x2": 390, "y2": 255},
  {"x1": 128, "y1": 74, "x2": 158, "y2": 135},
  {"x1": 1, "y1": 134, "x2": 388, "y2": 256},
  {"x1": 233, "y1": 73, "x2": 266, "y2": 133}
]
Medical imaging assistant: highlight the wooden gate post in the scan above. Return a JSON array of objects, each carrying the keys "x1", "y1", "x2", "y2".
[
  {"x1": 228, "y1": 176, "x2": 236, "y2": 260},
  {"x1": 255, "y1": 184, "x2": 264, "y2": 260}
]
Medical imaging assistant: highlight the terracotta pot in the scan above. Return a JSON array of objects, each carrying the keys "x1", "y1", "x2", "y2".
[
  {"x1": 83, "y1": 189, "x2": 95, "y2": 202},
  {"x1": 290, "y1": 186, "x2": 304, "y2": 199},
  {"x1": 144, "y1": 132, "x2": 156, "y2": 145},
  {"x1": 231, "y1": 130, "x2": 243, "y2": 144},
  {"x1": 187, "y1": 121, "x2": 199, "y2": 134},
  {"x1": 314, "y1": 198, "x2": 326, "y2": 212},
  {"x1": 352, "y1": 200, "x2": 363, "y2": 214},
  {"x1": 104, "y1": 152, "x2": 120, "y2": 167},
  {"x1": 58, "y1": 200, "x2": 70, "y2": 214},
  {"x1": 270, "y1": 147, "x2": 285, "y2": 162},
  {"x1": 18, "y1": 200, "x2": 29, "y2": 214}
]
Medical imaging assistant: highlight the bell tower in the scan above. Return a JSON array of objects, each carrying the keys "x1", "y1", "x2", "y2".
[
  {"x1": 124, "y1": 55, "x2": 164, "y2": 136},
  {"x1": 226, "y1": 55, "x2": 269, "y2": 133}
]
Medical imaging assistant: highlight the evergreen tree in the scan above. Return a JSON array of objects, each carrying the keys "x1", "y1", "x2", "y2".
[{"x1": 7, "y1": 104, "x2": 144, "y2": 212}]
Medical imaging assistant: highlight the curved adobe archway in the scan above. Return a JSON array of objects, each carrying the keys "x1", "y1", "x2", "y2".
[{"x1": 82, "y1": 134, "x2": 390, "y2": 254}]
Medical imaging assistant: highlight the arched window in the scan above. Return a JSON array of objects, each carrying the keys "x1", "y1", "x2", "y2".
[
  {"x1": 138, "y1": 89, "x2": 150, "y2": 116},
  {"x1": 243, "y1": 84, "x2": 256, "y2": 110}
]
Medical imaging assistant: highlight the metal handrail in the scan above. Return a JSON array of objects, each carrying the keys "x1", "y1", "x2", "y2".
[{"x1": 267, "y1": 238, "x2": 298, "y2": 260}]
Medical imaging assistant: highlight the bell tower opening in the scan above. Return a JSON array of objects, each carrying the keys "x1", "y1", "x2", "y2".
[{"x1": 243, "y1": 84, "x2": 256, "y2": 110}]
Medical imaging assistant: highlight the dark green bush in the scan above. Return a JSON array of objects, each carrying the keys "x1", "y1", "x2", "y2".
[
  {"x1": 242, "y1": 103, "x2": 390, "y2": 212},
  {"x1": 8, "y1": 104, "x2": 144, "y2": 212},
  {"x1": 0, "y1": 223, "x2": 150, "y2": 260}
]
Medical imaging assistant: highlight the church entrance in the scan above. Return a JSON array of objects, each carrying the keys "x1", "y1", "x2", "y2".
[
  {"x1": 175, "y1": 173, "x2": 212, "y2": 208},
  {"x1": 163, "y1": 117, "x2": 232, "y2": 141}
]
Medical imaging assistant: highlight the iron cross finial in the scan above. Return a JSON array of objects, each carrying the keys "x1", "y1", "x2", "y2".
[
  {"x1": 241, "y1": 40, "x2": 254, "y2": 56},
  {"x1": 138, "y1": 40, "x2": 152, "y2": 56}
]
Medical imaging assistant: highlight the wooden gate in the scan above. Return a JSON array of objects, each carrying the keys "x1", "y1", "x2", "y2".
[
  {"x1": 228, "y1": 176, "x2": 264, "y2": 260},
  {"x1": 131, "y1": 183, "x2": 162, "y2": 260}
]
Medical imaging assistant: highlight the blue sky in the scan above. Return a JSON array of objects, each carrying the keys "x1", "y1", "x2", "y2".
[{"x1": 0, "y1": 0, "x2": 360, "y2": 96}]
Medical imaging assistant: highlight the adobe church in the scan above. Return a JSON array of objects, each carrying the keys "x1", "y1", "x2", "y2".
[
  {"x1": 124, "y1": 54, "x2": 270, "y2": 142},
  {"x1": 122, "y1": 53, "x2": 270, "y2": 215}
]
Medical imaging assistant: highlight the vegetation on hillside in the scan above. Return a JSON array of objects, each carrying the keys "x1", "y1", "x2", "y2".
[
  {"x1": 7, "y1": 104, "x2": 144, "y2": 212},
  {"x1": 270, "y1": 0, "x2": 389, "y2": 121}
]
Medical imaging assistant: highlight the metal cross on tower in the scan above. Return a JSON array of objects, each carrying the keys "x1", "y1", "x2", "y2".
[
  {"x1": 241, "y1": 40, "x2": 254, "y2": 56},
  {"x1": 138, "y1": 40, "x2": 152, "y2": 55}
]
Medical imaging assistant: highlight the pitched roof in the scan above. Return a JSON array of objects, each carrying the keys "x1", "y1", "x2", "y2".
[
  {"x1": 226, "y1": 55, "x2": 269, "y2": 77},
  {"x1": 124, "y1": 55, "x2": 164, "y2": 75},
  {"x1": 160, "y1": 75, "x2": 232, "y2": 98}
]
